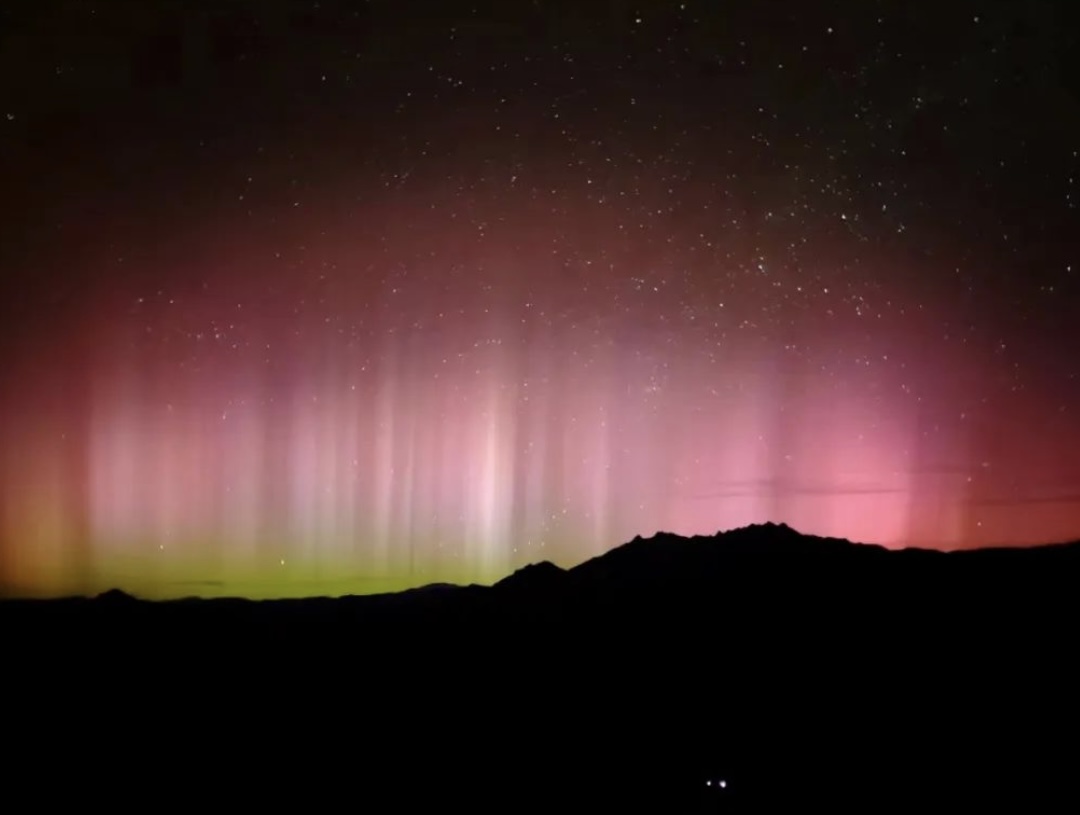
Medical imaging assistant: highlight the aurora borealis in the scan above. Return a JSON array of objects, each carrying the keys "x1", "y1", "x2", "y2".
[{"x1": 1, "y1": 0, "x2": 1078, "y2": 598}]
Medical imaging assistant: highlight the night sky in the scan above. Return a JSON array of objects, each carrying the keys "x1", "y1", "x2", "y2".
[{"x1": 2, "y1": 0, "x2": 1078, "y2": 599}]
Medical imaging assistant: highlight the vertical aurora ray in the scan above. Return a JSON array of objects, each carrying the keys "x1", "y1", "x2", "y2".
[{"x1": 371, "y1": 347, "x2": 399, "y2": 578}]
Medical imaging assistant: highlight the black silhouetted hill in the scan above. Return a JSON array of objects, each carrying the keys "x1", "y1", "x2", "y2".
[
  {"x1": 3, "y1": 522, "x2": 1079, "y2": 812},
  {"x1": 94, "y1": 587, "x2": 139, "y2": 604}
]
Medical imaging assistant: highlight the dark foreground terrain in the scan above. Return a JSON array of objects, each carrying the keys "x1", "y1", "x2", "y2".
[{"x1": 4, "y1": 523, "x2": 1079, "y2": 812}]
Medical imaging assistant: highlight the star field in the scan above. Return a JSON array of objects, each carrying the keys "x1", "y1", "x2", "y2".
[{"x1": 0, "y1": 0, "x2": 1078, "y2": 598}]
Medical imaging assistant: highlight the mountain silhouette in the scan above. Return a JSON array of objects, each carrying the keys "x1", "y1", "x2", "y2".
[
  {"x1": 3, "y1": 522, "x2": 1078, "y2": 811},
  {"x1": 94, "y1": 587, "x2": 139, "y2": 604},
  {"x1": 494, "y1": 559, "x2": 566, "y2": 591}
]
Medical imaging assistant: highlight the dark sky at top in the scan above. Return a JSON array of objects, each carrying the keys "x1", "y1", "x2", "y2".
[{"x1": 1, "y1": 0, "x2": 1079, "y2": 598}]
